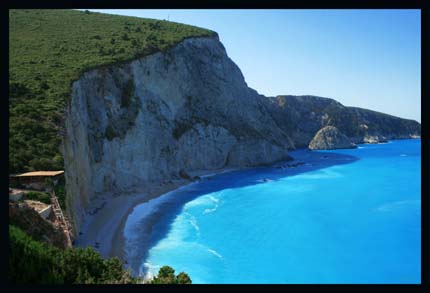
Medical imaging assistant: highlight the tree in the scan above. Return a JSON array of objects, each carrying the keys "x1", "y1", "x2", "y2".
[
  {"x1": 150, "y1": 266, "x2": 192, "y2": 284},
  {"x1": 151, "y1": 266, "x2": 176, "y2": 284},
  {"x1": 176, "y1": 272, "x2": 192, "y2": 284}
]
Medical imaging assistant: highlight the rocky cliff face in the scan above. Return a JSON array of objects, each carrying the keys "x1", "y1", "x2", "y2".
[
  {"x1": 62, "y1": 36, "x2": 420, "y2": 232},
  {"x1": 264, "y1": 95, "x2": 420, "y2": 149},
  {"x1": 308, "y1": 126, "x2": 356, "y2": 150},
  {"x1": 62, "y1": 36, "x2": 293, "y2": 231}
]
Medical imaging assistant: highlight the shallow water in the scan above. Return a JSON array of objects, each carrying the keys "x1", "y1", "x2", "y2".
[{"x1": 124, "y1": 139, "x2": 420, "y2": 284}]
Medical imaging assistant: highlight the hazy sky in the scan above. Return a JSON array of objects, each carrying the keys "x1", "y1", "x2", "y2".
[{"x1": 86, "y1": 9, "x2": 421, "y2": 122}]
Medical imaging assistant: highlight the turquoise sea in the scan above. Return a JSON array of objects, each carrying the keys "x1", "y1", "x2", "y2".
[{"x1": 124, "y1": 139, "x2": 420, "y2": 284}]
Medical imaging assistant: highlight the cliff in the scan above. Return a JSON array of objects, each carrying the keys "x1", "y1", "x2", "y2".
[
  {"x1": 62, "y1": 36, "x2": 293, "y2": 231},
  {"x1": 265, "y1": 95, "x2": 420, "y2": 148},
  {"x1": 309, "y1": 126, "x2": 357, "y2": 150},
  {"x1": 62, "y1": 36, "x2": 420, "y2": 232}
]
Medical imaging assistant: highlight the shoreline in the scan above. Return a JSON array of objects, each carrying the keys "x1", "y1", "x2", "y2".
[
  {"x1": 74, "y1": 166, "x2": 241, "y2": 267},
  {"x1": 75, "y1": 138, "x2": 419, "y2": 275}
]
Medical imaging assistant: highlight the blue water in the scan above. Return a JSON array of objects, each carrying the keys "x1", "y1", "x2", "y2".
[{"x1": 124, "y1": 139, "x2": 420, "y2": 284}]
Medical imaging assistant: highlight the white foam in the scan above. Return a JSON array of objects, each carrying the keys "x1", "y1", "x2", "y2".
[
  {"x1": 204, "y1": 203, "x2": 218, "y2": 214},
  {"x1": 199, "y1": 168, "x2": 237, "y2": 178},
  {"x1": 188, "y1": 215, "x2": 200, "y2": 231},
  {"x1": 209, "y1": 195, "x2": 219, "y2": 203},
  {"x1": 207, "y1": 248, "x2": 223, "y2": 258},
  {"x1": 375, "y1": 200, "x2": 420, "y2": 212},
  {"x1": 296, "y1": 169, "x2": 342, "y2": 180}
]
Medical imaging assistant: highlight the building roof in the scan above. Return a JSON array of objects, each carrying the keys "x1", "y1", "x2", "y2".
[{"x1": 12, "y1": 171, "x2": 64, "y2": 177}]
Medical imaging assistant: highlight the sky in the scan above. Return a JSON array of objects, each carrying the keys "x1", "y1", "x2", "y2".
[{"x1": 86, "y1": 9, "x2": 421, "y2": 122}]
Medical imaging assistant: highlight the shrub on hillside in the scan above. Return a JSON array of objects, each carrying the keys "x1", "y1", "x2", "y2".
[
  {"x1": 24, "y1": 191, "x2": 51, "y2": 205},
  {"x1": 9, "y1": 225, "x2": 139, "y2": 284}
]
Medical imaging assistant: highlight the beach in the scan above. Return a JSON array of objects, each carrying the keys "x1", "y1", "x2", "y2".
[
  {"x1": 75, "y1": 150, "x2": 358, "y2": 275},
  {"x1": 74, "y1": 167, "x2": 239, "y2": 265}
]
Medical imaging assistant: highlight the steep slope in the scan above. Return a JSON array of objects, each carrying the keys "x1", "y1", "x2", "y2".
[
  {"x1": 63, "y1": 36, "x2": 294, "y2": 231},
  {"x1": 63, "y1": 35, "x2": 420, "y2": 232},
  {"x1": 9, "y1": 9, "x2": 215, "y2": 173},
  {"x1": 265, "y1": 95, "x2": 420, "y2": 148}
]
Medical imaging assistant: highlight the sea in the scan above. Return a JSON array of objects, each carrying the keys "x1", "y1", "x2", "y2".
[{"x1": 123, "y1": 139, "x2": 420, "y2": 284}]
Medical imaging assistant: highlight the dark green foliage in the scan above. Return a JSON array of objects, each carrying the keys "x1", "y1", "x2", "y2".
[
  {"x1": 54, "y1": 177, "x2": 67, "y2": 212},
  {"x1": 151, "y1": 266, "x2": 192, "y2": 284},
  {"x1": 9, "y1": 225, "x2": 139, "y2": 284},
  {"x1": 176, "y1": 272, "x2": 192, "y2": 284},
  {"x1": 9, "y1": 225, "x2": 61, "y2": 283},
  {"x1": 9, "y1": 9, "x2": 216, "y2": 174},
  {"x1": 24, "y1": 191, "x2": 51, "y2": 204}
]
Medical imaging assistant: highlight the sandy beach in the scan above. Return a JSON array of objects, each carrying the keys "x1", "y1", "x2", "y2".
[
  {"x1": 74, "y1": 148, "x2": 362, "y2": 278},
  {"x1": 74, "y1": 167, "x2": 239, "y2": 267}
]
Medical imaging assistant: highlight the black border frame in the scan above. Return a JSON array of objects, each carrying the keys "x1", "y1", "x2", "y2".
[{"x1": 3, "y1": 0, "x2": 430, "y2": 288}]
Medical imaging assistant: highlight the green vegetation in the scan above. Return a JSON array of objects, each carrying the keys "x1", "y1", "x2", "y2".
[
  {"x1": 53, "y1": 177, "x2": 67, "y2": 212},
  {"x1": 9, "y1": 225, "x2": 192, "y2": 284},
  {"x1": 151, "y1": 266, "x2": 192, "y2": 284},
  {"x1": 9, "y1": 225, "x2": 138, "y2": 284},
  {"x1": 24, "y1": 191, "x2": 50, "y2": 204},
  {"x1": 9, "y1": 9, "x2": 216, "y2": 173}
]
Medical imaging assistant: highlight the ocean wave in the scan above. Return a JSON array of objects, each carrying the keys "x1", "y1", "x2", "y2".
[
  {"x1": 207, "y1": 248, "x2": 223, "y2": 258},
  {"x1": 296, "y1": 169, "x2": 342, "y2": 180},
  {"x1": 204, "y1": 204, "x2": 218, "y2": 214},
  {"x1": 188, "y1": 215, "x2": 200, "y2": 231},
  {"x1": 375, "y1": 200, "x2": 420, "y2": 212},
  {"x1": 209, "y1": 195, "x2": 219, "y2": 203}
]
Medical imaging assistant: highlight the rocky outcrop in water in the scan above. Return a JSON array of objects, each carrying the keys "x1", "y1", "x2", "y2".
[
  {"x1": 309, "y1": 126, "x2": 356, "y2": 150},
  {"x1": 62, "y1": 36, "x2": 420, "y2": 232}
]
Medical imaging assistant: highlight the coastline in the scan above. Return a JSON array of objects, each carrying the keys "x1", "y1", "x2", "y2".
[
  {"x1": 75, "y1": 138, "x2": 419, "y2": 276},
  {"x1": 74, "y1": 167, "x2": 240, "y2": 267}
]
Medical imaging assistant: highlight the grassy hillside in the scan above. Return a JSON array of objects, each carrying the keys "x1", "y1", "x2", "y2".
[{"x1": 9, "y1": 9, "x2": 216, "y2": 173}]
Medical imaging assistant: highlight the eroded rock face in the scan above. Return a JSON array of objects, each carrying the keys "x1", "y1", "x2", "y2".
[
  {"x1": 62, "y1": 36, "x2": 421, "y2": 232},
  {"x1": 62, "y1": 36, "x2": 293, "y2": 232},
  {"x1": 309, "y1": 126, "x2": 356, "y2": 150},
  {"x1": 264, "y1": 95, "x2": 421, "y2": 148}
]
